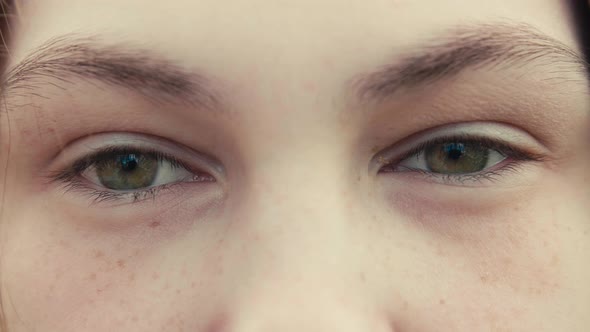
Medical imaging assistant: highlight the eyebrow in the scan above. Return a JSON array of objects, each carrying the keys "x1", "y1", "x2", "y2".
[
  {"x1": 2, "y1": 22, "x2": 588, "y2": 110},
  {"x1": 1, "y1": 34, "x2": 223, "y2": 110},
  {"x1": 351, "y1": 22, "x2": 589, "y2": 104}
]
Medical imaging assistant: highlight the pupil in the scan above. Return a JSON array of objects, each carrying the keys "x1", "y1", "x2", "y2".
[
  {"x1": 445, "y1": 143, "x2": 464, "y2": 161},
  {"x1": 119, "y1": 154, "x2": 138, "y2": 172}
]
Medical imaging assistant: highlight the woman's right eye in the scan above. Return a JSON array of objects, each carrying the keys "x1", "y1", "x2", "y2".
[
  {"x1": 53, "y1": 146, "x2": 216, "y2": 203},
  {"x1": 85, "y1": 152, "x2": 206, "y2": 191}
]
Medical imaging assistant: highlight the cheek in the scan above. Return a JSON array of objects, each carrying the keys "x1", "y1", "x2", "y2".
[
  {"x1": 388, "y1": 187, "x2": 564, "y2": 295},
  {"x1": 377, "y1": 183, "x2": 579, "y2": 330},
  {"x1": 2, "y1": 215, "x2": 141, "y2": 329},
  {"x1": 0, "y1": 202, "x2": 229, "y2": 330}
]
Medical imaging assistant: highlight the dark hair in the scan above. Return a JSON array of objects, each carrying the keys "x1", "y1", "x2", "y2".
[
  {"x1": 570, "y1": 0, "x2": 590, "y2": 72},
  {"x1": 0, "y1": 1, "x2": 15, "y2": 331}
]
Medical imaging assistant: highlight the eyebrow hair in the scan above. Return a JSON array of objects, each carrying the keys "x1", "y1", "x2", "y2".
[
  {"x1": 352, "y1": 22, "x2": 589, "y2": 104},
  {"x1": 1, "y1": 34, "x2": 223, "y2": 110},
  {"x1": 1, "y1": 22, "x2": 587, "y2": 111}
]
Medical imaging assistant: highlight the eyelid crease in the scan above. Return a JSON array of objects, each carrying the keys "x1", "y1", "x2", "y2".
[
  {"x1": 43, "y1": 132, "x2": 226, "y2": 183},
  {"x1": 51, "y1": 146, "x2": 190, "y2": 181},
  {"x1": 373, "y1": 133, "x2": 547, "y2": 175}
]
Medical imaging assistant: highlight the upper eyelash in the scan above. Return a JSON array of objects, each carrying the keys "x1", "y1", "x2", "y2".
[
  {"x1": 381, "y1": 134, "x2": 546, "y2": 168},
  {"x1": 51, "y1": 145, "x2": 190, "y2": 183},
  {"x1": 377, "y1": 134, "x2": 545, "y2": 185}
]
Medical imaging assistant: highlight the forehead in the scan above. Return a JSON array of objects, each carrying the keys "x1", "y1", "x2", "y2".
[
  {"x1": 7, "y1": 0, "x2": 580, "y2": 119},
  {"x1": 16, "y1": 0, "x2": 577, "y2": 64}
]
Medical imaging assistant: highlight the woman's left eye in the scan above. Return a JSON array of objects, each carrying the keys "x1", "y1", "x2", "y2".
[
  {"x1": 395, "y1": 141, "x2": 506, "y2": 175},
  {"x1": 377, "y1": 136, "x2": 541, "y2": 184}
]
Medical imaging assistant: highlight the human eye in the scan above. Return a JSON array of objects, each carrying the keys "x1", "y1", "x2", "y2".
[
  {"x1": 376, "y1": 125, "x2": 546, "y2": 186},
  {"x1": 49, "y1": 135, "x2": 219, "y2": 205}
]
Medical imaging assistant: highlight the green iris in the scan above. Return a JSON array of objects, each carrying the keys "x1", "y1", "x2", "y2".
[
  {"x1": 96, "y1": 153, "x2": 158, "y2": 190},
  {"x1": 425, "y1": 142, "x2": 489, "y2": 174}
]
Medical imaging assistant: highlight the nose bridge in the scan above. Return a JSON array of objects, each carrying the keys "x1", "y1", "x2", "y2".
[
  {"x1": 216, "y1": 145, "x2": 396, "y2": 332},
  {"x1": 235, "y1": 138, "x2": 357, "y2": 264}
]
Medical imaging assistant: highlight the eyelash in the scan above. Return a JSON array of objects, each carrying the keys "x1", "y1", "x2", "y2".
[
  {"x1": 51, "y1": 134, "x2": 543, "y2": 204},
  {"x1": 377, "y1": 134, "x2": 545, "y2": 185},
  {"x1": 51, "y1": 146, "x2": 202, "y2": 204}
]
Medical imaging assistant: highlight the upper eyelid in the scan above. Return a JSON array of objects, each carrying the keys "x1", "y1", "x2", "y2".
[
  {"x1": 45, "y1": 133, "x2": 225, "y2": 182},
  {"x1": 56, "y1": 148, "x2": 190, "y2": 182},
  {"x1": 370, "y1": 122, "x2": 547, "y2": 172}
]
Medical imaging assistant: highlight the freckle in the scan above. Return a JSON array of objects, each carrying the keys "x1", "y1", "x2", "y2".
[
  {"x1": 551, "y1": 255, "x2": 559, "y2": 266},
  {"x1": 176, "y1": 289, "x2": 181, "y2": 295},
  {"x1": 439, "y1": 299, "x2": 445, "y2": 305},
  {"x1": 149, "y1": 221, "x2": 161, "y2": 228},
  {"x1": 359, "y1": 272, "x2": 366, "y2": 283},
  {"x1": 96, "y1": 288, "x2": 103, "y2": 295},
  {"x1": 131, "y1": 315, "x2": 138, "y2": 323},
  {"x1": 117, "y1": 259, "x2": 126, "y2": 268},
  {"x1": 191, "y1": 282, "x2": 196, "y2": 289},
  {"x1": 128, "y1": 273, "x2": 136, "y2": 282},
  {"x1": 94, "y1": 250, "x2": 105, "y2": 258},
  {"x1": 152, "y1": 272, "x2": 160, "y2": 280},
  {"x1": 480, "y1": 274, "x2": 489, "y2": 283},
  {"x1": 88, "y1": 273, "x2": 97, "y2": 281}
]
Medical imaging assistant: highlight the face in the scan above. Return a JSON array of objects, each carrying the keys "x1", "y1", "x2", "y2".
[{"x1": 0, "y1": 0, "x2": 589, "y2": 331}]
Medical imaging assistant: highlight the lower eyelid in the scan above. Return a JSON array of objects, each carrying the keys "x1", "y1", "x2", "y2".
[
  {"x1": 59, "y1": 177, "x2": 213, "y2": 206},
  {"x1": 379, "y1": 158, "x2": 529, "y2": 187}
]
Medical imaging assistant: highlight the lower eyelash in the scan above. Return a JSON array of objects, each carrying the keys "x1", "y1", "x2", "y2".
[
  {"x1": 59, "y1": 177, "x2": 186, "y2": 205},
  {"x1": 393, "y1": 160, "x2": 526, "y2": 186}
]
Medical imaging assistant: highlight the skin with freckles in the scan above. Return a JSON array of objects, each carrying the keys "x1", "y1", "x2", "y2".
[{"x1": 0, "y1": 0, "x2": 589, "y2": 331}]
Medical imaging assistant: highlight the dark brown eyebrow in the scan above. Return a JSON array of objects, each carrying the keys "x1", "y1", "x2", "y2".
[
  {"x1": 351, "y1": 22, "x2": 589, "y2": 104},
  {"x1": 1, "y1": 34, "x2": 224, "y2": 110},
  {"x1": 2, "y1": 23, "x2": 587, "y2": 112}
]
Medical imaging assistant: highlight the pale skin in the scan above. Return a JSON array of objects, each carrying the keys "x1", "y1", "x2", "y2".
[{"x1": 0, "y1": 0, "x2": 589, "y2": 331}]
